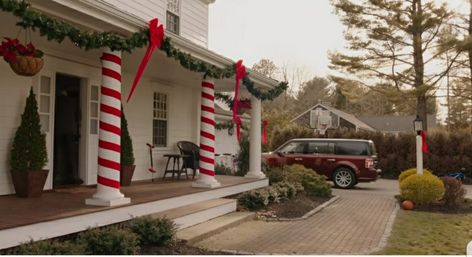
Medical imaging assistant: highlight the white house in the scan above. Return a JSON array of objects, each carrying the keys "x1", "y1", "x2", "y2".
[{"x1": 0, "y1": 0, "x2": 280, "y2": 198}]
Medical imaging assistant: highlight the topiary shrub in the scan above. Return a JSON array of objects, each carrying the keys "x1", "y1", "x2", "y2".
[
  {"x1": 121, "y1": 106, "x2": 135, "y2": 166},
  {"x1": 16, "y1": 240, "x2": 84, "y2": 255},
  {"x1": 130, "y1": 216, "x2": 176, "y2": 246},
  {"x1": 400, "y1": 174, "x2": 445, "y2": 205},
  {"x1": 77, "y1": 227, "x2": 140, "y2": 255},
  {"x1": 398, "y1": 168, "x2": 433, "y2": 184},
  {"x1": 283, "y1": 164, "x2": 332, "y2": 198},
  {"x1": 10, "y1": 88, "x2": 48, "y2": 171},
  {"x1": 441, "y1": 176, "x2": 466, "y2": 208}
]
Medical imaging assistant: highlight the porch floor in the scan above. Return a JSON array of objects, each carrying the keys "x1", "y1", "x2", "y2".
[{"x1": 0, "y1": 175, "x2": 260, "y2": 231}]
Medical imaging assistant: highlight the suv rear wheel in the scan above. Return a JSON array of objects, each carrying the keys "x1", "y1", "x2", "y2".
[{"x1": 333, "y1": 168, "x2": 356, "y2": 189}]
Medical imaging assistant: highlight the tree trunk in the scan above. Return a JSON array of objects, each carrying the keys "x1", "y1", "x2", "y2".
[
  {"x1": 412, "y1": 0, "x2": 428, "y2": 130},
  {"x1": 469, "y1": 0, "x2": 472, "y2": 90}
]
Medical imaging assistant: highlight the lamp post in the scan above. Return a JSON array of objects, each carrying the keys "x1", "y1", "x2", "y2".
[{"x1": 413, "y1": 115, "x2": 423, "y2": 175}]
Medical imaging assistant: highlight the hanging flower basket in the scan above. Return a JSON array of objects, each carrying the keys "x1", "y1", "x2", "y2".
[
  {"x1": 237, "y1": 98, "x2": 252, "y2": 115},
  {"x1": 0, "y1": 38, "x2": 44, "y2": 76}
]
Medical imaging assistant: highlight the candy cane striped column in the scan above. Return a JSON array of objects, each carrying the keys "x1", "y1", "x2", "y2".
[
  {"x1": 86, "y1": 48, "x2": 130, "y2": 206},
  {"x1": 192, "y1": 80, "x2": 221, "y2": 188}
]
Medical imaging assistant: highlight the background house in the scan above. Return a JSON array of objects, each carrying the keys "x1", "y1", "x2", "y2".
[{"x1": 291, "y1": 103, "x2": 375, "y2": 132}]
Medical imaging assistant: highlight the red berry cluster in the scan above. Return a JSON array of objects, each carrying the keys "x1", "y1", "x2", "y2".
[{"x1": 0, "y1": 38, "x2": 41, "y2": 63}]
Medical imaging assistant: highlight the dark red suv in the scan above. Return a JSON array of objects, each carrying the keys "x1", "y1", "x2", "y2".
[{"x1": 263, "y1": 138, "x2": 381, "y2": 188}]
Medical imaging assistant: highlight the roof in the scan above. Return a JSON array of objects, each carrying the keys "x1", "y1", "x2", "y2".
[
  {"x1": 291, "y1": 103, "x2": 375, "y2": 131},
  {"x1": 358, "y1": 115, "x2": 438, "y2": 132}
]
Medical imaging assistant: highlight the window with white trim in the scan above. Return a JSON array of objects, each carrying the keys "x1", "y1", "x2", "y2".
[
  {"x1": 153, "y1": 92, "x2": 168, "y2": 147},
  {"x1": 166, "y1": 0, "x2": 180, "y2": 34},
  {"x1": 39, "y1": 76, "x2": 51, "y2": 133},
  {"x1": 90, "y1": 85, "x2": 99, "y2": 135}
]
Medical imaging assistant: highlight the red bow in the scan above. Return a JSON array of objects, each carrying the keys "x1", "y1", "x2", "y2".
[
  {"x1": 420, "y1": 130, "x2": 428, "y2": 153},
  {"x1": 232, "y1": 60, "x2": 246, "y2": 142},
  {"x1": 262, "y1": 120, "x2": 268, "y2": 145},
  {"x1": 127, "y1": 18, "x2": 164, "y2": 102}
]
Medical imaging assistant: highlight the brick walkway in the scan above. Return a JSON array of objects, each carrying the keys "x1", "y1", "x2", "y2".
[{"x1": 195, "y1": 181, "x2": 398, "y2": 254}]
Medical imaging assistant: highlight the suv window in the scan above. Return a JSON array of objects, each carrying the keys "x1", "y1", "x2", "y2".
[
  {"x1": 308, "y1": 142, "x2": 335, "y2": 154},
  {"x1": 279, "y1": 141, "x2": 307, "y2": 154},
  {"x1": 335, "y1": 141, "x2": 370, "y2": 156}
]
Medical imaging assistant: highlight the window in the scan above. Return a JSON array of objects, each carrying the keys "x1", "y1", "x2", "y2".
[
  {"x1": 153, "y1": 92, "x2": 168, "y2": 147},
  {"x1": 90, "y1": 85, "x2": 99, "y2": 135},
  {"x1": 279, "y1": 141, "x2": 307, "y2": 154},
  {"x1": 335, "y1": 141, "x2": 370, "y2": 156},
  {"x1": 39, "y1": 76, "x2": 51, "y2": 133},
  {"x1": 166, "y1": 0, "x2": 180, "y2": 34},
  {"x1": 308, "y1": 142, "x2": 335, "y2": 154}
]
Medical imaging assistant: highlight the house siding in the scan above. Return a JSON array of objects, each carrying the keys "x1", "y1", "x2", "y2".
[{"x1": 102, "y1": 0, "x2": 209, "y2": 47}]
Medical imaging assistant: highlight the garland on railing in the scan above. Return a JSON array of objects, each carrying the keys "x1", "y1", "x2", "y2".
[
  {"x1": 215, "y1": 120, "x2": 234, "y2": 131},
  {"x1": 0, "y1": 0, "x2": 288, "y2": 101}
]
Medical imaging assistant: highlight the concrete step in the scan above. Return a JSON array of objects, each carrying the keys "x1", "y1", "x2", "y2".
[
  {"x1": 176, "y1": 211, "x2": 255, "y2": 244},
  {"x1": 151, "y1": 198, "x2": 237, "y2": 230}
]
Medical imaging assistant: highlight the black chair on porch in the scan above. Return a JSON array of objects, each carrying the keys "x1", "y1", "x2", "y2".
[{"x1": 176, "y1": 141, "x2": 199, "y2": 179}]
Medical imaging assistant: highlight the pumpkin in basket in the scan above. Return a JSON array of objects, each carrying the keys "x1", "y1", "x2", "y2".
[{"x1": 0, "y1": 37, "x2": 44, "y2": 76}]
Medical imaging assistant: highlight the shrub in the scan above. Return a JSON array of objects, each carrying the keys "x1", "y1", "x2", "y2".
[
  {"x1": 235, "y1": 134, "x2": 250, "y2": 176},
  {"x1": 77, "y1": 227, "x2": 140, "y2": 255},
  {"x1": 215, "y1": 163, "x2": 233, "y2": 175},
  {"x1": 283, "y1": 164, "x2": 332, "y2": 198},
  {"x1": 398, "y1": 168, "x2": 433, "y2": 184},
  {"x1": 130, "y1": 216, "x2": 176, "y2": 246},
  {"x1": 441, "y1": 176, "x2": 466, "y2": 207},
  {"x1": 400, "y1": 174, "x2": 445, "y2": 205},
  {"x1": 264, "y1": 166, "x2": 285, "y2": 184},
  {"x1": 121, "y1": 107, "x2": 135, "y2": 166},
  {"x1": 10, "y1": 88, "x2": 48, "y2": 171},
  {"x1": 238, "y1": 190, "x2": 268, "y2": 210},
  {"x1": 16, "y1": 240, "x2": 84, "y2": 255}
]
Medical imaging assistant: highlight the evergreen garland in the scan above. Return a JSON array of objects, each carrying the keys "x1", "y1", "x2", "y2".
[
  {"x1": 0, "y1": 0, "x2": 288, "y2": 101},
  {"x1": 121, "y1": 107, "x2": 134, "y2": 166},
  {"x1": 215, "y1": 120, "x2": 234, "y2": 131},
  {"x1": 10, "y1": 88, "x2": 48, "y2": 171}
]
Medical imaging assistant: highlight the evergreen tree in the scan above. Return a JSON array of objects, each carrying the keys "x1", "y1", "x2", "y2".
[
  {"x1": 10, "y1": 88, "x2": 48, "y2": 171},
  {"x1": 121, "y1": 106, "x2": 134, "y2": 166},
  {"x1": 330, "y1": 0, "x2": 457, "y2": 130}
]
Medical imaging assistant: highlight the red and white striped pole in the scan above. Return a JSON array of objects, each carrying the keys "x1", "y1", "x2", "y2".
[
  {"x1": 86, "y1": 48, "x2": 130, "y2": 206},
  {"x1": 193, "y1": 79, "x2": 221, "y2": 188}
]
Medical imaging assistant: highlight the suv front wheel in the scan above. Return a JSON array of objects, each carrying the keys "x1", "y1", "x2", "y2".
[{"x1": 333, "y1": 167, "x2": 356, "y2": 189}]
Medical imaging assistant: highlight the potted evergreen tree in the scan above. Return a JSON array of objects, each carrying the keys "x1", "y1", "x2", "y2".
[
  {"x1": 120, "y1": 107, "x2": 135, "y2": 186},
  {"x1": 10, "y1": 88, "x2": 48, "y2": 197}
]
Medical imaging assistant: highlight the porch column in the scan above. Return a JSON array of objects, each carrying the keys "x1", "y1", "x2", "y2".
[
  {"x1": 245, "y1": 95, "x2": 266, "y2": 179},
  {"x1": 86, "y1": 48, "x2": 130, "y2": 206},
  {"x1": 193, "y1": 79, "x2": 221, "y2": 188}
]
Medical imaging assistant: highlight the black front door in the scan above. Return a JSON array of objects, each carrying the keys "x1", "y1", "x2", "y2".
[{"x1": 53, "y1": 74, "x2": 82, "y2": 187}]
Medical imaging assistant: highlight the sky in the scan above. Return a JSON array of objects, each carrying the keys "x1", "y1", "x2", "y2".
[{"x1": 208, "y1": 0, "x2": 469, "y2": 121}]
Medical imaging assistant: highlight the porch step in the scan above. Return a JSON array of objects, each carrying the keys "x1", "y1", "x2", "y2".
[
  {"x1": 176, "y1": 211, "x2": 255, "y2": 244},
  {"x1": 151, "y1": 198, "x2": 237, "y2": 230}
]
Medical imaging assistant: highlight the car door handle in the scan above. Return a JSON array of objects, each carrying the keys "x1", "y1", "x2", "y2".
[
  {"x1": 327, "y1": 158, "x2": 336, "y2": 162},
  {"x1": 294, "y1": 158, "x2": 303, "y2": 161}
]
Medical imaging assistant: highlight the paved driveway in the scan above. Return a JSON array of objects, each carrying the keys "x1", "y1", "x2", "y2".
[{"x1": 195, "y1": 179, "x2": 399, "y2": 254}]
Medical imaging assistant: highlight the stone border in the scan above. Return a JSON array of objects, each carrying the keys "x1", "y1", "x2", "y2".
[
  {"x1": 261, "y1": 195, "x2": 340, "y2": 222},
  {"x1": 361, "y1": 201, "x2": 400, "y2": 254}
]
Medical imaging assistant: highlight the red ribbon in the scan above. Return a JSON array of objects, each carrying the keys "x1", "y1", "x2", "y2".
[
  {"x1": 232, "y1": 60, "x2": 246, "y2": 142},
  {"x1": 420, "y1": 130, "x2": 428, "y2": 153},
  {"x1": 127, "y1": 18, "x2": 164, "y2": 102},
  {"x1": 262, "y1": 120, "x2": 268, "y2": 145}
]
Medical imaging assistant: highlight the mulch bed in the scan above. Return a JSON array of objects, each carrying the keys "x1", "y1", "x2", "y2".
[
  {"x1": 396, "y1": 196, "x2": 472, "y2": 214},
  {"x1": 239, "y1": 192, "x2": 330, "y2": 219}
]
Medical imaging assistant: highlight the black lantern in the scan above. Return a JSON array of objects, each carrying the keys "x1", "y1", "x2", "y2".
[{"x1": 413, "y1": 115, "x2": 422, "y2": 135}]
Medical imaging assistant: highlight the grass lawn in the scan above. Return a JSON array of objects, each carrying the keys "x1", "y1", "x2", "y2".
[{"x1": 377, "y1": 210, "x2": 472, "y2": 255}]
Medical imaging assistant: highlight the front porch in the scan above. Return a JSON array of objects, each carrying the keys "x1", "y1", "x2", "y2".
[{"x1": 0, "y1": 175, "x2": 268, "y2": 250}]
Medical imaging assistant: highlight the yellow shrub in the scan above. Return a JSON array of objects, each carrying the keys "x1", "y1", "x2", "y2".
[
  {"x1": 398, "y1": 168, "x2": 432, "y2": 184},
  {"x1": 400, "y1": 174, "x2": 445, "y2": 205}
]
